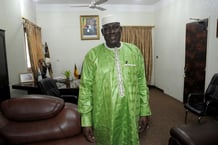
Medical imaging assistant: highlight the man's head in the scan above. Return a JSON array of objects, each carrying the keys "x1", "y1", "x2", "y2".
[{"x1": 101, "y1": 15, "x2": 122, "y2": 48}]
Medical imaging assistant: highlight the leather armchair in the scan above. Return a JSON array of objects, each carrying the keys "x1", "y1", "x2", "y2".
[
  {"x1": 168, "y1": 121, "x2": 218, "y2": 145},
  {"x1": 184, "y1": 73, "x2": 218, "y2": 123},
  {"x1": 38, "y1": 78, "x2": 78, "y2": 104},
  {"x1": 0, "y1": 95, "x2": 95, "y2": 145}
]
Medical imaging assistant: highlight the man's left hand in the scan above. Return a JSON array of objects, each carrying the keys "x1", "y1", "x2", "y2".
[{"x1": 138, "y1": 116, "x2": 149, "y2": 133}]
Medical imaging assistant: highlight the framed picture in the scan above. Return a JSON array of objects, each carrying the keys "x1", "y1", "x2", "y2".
[
  {"x1": 19, "y1": 72, "x2": 34, "y2": 83},
  {"x1": 80, "y1": 15, "x2": 100, "y2": 40}
]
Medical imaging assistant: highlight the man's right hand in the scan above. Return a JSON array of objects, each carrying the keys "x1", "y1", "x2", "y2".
[{"x1": 82, "y1": 127, "x2": 96, "y2": 143}]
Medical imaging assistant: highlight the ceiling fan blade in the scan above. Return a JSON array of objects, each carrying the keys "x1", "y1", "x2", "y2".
[
  {"x1": 95, "y1": 6, "x2": 106, "y2": 11},
  {"x1": 70, "y1": 4, "x2": 89, "y2": 7},
  {"x1": 95, "y1": 0, "x2": 108, "y2": 5}
]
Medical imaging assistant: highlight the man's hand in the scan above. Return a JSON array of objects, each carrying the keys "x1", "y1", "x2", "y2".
[
  {"x1": 138, "y1": 116, "x2": 149, "y2": 133},
  {"x1": 82, "y1": 127, "x2": 96, "y2": 143}
]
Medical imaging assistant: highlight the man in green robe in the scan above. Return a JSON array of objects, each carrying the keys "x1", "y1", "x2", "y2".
[{"x1": 78, "y1": 15, "x2": 151, "y2": 145}]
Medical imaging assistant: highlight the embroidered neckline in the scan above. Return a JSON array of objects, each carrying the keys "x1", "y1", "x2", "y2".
[{"x1": 104, "y1": 42, "x2": 123, "y2": 50}]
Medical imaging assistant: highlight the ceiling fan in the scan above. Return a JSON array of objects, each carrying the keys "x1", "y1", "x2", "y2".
[{"x1": 70, "y1": 0, "x2": 108, "y2": 11}]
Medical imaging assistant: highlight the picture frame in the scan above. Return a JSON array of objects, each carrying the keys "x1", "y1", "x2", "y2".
[
  {"x1": 19, "y1": 72, "x2": 34, "y2": 83},
  {"x1": 80, "y1": 15, "x2": 100, "y2": 40}
]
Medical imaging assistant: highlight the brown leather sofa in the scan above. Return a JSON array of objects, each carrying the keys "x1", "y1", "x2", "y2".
[
  {"x1": 0, "y1": 95, "x2": 95, "y2": 145},
  {"x1": 168, "y1": 121, "x2": 218, "y2": 145}
]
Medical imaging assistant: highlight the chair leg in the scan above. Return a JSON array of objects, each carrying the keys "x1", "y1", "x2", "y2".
[
  {"x1": 185, "y1": 110, "x2": 188, "y2": 124},
  {"x1": 169, "y1": 137, "x2": 181, "y2": 145},
  {"x1": 198, "y1": 116, "x2": 201, "y2": 123}
]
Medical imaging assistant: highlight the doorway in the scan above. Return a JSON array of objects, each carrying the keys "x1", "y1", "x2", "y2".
[{"x1": 183, "y1": 19, "x2": 208, "y2": 103}]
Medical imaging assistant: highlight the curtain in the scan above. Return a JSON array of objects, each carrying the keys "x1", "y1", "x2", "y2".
[
  {"x1": 23, "y1": 18, "x2": 44, "y2": 82},
  {"x1": 121, "y1": 26, "x2": 153, "y2": 84}
]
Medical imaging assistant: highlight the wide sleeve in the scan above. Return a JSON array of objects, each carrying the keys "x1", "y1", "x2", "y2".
[
  {"x1": 137, "y1": 47, "x2": 151, "y2": 116},
  {"x1": 78, "y1": 52, "x2": 96, "y2": 127}
]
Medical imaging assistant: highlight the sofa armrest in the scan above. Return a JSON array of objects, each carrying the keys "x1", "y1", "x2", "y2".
[{"x1": 169, "y1": 121, "x2": 218, "y2": 145}]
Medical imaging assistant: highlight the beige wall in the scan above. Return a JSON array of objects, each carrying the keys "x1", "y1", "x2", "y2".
[
  {"x1": 154, "y1": 0, "x2": 218, "y2": 101},
  {"x1": 36, "y1": 5, "x2": 155, "y2": 78},
  {"x1": 0, "y1": 0, "x2": 31, "y2": 96},
  {"x1": 1, "y1": 0, "x2": 218, "y2": 100},
  {"x1": 37, "y1": 0, "x2": 218, "y2": 102}
]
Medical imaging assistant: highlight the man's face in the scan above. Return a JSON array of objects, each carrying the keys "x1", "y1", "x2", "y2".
[{"x1": 101, "y1": 22, "x2": 122, "y2": 48}]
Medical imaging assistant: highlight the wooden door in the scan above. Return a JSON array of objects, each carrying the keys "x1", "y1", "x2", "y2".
[{"x1": 183, "y1": 19, "x2": 208, "y2": 103}]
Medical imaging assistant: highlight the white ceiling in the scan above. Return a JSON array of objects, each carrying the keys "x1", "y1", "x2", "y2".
[{"x1": 34, "y1": 0, "x2": 161, "y2": 5}]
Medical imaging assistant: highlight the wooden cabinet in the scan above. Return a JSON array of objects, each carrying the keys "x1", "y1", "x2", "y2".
[{"x1": 0, "y1": 29, "x2": 10, "y2": 102}]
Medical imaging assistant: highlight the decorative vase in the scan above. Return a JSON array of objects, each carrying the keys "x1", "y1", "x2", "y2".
[{"x1": 65, "y1": 78, "x2": 70, "y2": 88}]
